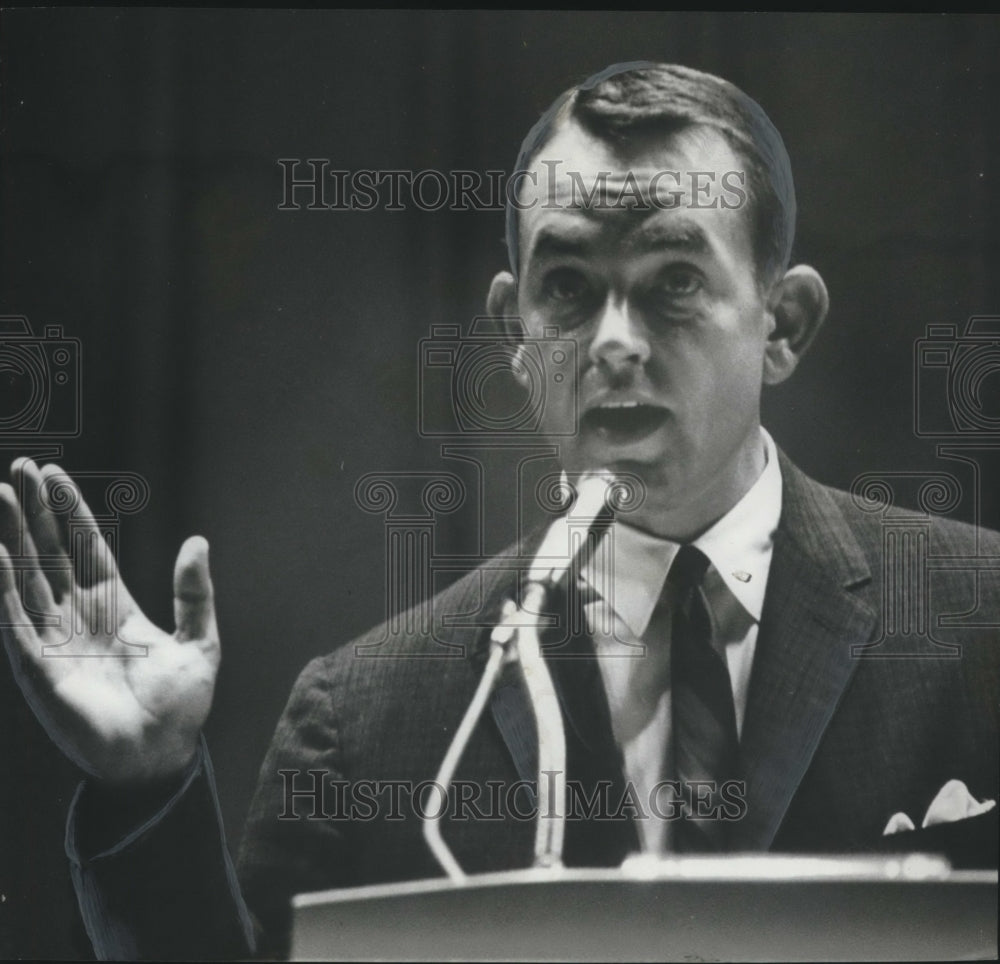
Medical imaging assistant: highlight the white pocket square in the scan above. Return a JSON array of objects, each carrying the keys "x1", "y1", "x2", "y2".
[{"x1": 883, "y1": 779, "x2": 997, "y2": 836}]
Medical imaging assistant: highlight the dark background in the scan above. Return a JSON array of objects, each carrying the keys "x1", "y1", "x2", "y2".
[{"x1": 1, "y1": 10, "x2": 998, "y2": 958}]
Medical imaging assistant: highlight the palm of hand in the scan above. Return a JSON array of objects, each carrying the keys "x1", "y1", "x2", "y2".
[{"x1": 0, "y1": 459, "x2": 220, "y2": 785}]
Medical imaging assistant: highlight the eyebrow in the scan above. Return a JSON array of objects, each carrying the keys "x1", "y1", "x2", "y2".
[
  {"x1": 528, "y1": 217, "x2": 712, "y2": 265},
  {"x1": 529, "y1": 225, "x2": 596, "y2": 263},
  {"x1": 624, "y1": 219, "x2": 712, "y2": 257}
]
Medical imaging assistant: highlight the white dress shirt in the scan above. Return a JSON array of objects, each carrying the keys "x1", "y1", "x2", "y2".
[{"x1": 578, "y1": 428, "x2": 783, "y2": 852}]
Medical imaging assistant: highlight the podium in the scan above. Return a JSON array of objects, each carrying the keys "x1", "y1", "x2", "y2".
[{"x1": 290, "y1": 854, "x2": 998, "y2": 961}]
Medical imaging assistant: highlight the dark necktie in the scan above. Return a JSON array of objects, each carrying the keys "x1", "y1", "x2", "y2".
[{"x1": 669, "y1": 544, "x2": 739, "y2": 852}]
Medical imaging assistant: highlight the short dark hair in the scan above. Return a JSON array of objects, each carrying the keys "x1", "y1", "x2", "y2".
[{"x1": 505, "y1": 62, "x2": 796, "y2": 286}]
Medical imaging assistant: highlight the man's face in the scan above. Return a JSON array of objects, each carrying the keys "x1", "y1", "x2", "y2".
[{"x1": 511, "y1": 121, "x2": 775, "y2": 539}]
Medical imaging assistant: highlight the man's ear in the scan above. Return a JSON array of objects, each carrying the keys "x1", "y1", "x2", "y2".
[
  {"x1": 486, "y1": 270, "x2": 534, "y2": 391},
  {"x1": 763, "y1": 265, "x2": 829, "y2": 385},
  {"x1": 486, "y1": 270, "x2": 519, "y2": 338}
]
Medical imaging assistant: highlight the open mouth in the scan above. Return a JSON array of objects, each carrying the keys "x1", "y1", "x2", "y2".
[{"x1": 582, "y1": 402, "x2": 668, "y2": 443}]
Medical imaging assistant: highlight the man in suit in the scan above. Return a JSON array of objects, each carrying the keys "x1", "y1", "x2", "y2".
[{"x1": 0, "y1": 62, "x2": 997, "y2": 960}]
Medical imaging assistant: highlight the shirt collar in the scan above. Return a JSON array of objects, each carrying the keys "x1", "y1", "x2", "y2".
[
  {"x1": 692, "y1": 427, "x2": 782, "y2": 621},
  {"x1": 578, "y1": 428, "x2": 782, "y2": 636}
]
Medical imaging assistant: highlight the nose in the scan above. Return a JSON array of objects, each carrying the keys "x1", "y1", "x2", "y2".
[{"x1": 587, "y1": 295, "x2": 650, "y2": 373}]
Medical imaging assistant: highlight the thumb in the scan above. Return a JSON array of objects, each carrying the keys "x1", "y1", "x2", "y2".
[{"x1": 173, "y1": 535, "x2": 218, "y2": 644}]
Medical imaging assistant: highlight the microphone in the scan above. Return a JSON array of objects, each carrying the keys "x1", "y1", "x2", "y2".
[
  {"x1": 525, "y1": 470, "x2": 617, "y2": 587},
  {"x1": 423, "y1": 471, "x2": 617, "y2": 881}
]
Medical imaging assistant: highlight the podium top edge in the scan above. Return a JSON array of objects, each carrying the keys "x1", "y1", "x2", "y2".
[{"x1": 292, "y1": 856, "x2": 998, "y2": 909}]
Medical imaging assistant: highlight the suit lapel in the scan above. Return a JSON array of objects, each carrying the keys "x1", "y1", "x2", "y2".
[
  {"x1": 480, "y1": 522, "x2": 615, "y2": 784},
  {"x1": 486, "y1": 562, "x2": 639, "y2": 861},
  {"x1": 486, "y1": 574, "x2": 624, "y2": 785},
  {"x1": 482, "y1": 453, "x2": 878, "y2": 856},
  {"x1": 733, "y1": 454, "x2": 877, "y2": 850}
]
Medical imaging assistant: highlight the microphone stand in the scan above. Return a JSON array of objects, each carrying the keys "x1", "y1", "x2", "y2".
[{"x1": 423, "y1": 472, "x2": 616, "y2": 882}]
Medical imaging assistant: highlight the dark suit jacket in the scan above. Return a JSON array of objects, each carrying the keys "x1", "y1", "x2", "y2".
[{"x1": 69, "y1": 453, "x2": 1000, "y2": 960}]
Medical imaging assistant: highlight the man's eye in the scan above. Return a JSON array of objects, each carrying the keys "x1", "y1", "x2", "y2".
[
  {"x1": 657, "y1": 268, "x2": 702, "y2": 297},
  {"x1": 543, "y1": 269, "x2": 590, "y2": 302}
]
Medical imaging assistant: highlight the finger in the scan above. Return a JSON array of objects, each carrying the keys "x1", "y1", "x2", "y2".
[
  {"x1": 37, "y1": 463, "x2": 115, "y2": 587},
  {"x1": 0, "y1": 542, "x2": 43, "y2": 667},
  {"x1": 10, "y1": 457, "x2": 73, "y2": 600},
  {"x1": 174, "y1": 535, "x2": 218, "y2": 644},
  {"x1": 0, "y1": 542, "x2": 96, "y2": 775},
  {"x1": 0, "y1": 483, "x2": 58, "y2": 625},
  {"x1": 0, "y1": 542, "x2": 62, "y2": 730}
]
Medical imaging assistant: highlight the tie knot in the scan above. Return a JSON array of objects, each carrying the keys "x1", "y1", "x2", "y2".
[{"x1": 667, "y1": 544, "x2": 710, "y2": 591}]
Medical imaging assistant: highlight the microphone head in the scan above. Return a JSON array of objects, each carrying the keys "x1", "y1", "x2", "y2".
[{"x1": 527, "y1": 471, "x2": 617, "y2": 586}]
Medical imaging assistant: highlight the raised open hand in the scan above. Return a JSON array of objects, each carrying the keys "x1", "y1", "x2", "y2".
[{"x1": 0, "y1": 458, "x2": 219, "y2": 785}]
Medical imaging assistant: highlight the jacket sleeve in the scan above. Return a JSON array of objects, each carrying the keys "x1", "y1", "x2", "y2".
[
  {"x1": 236, "y1": 654, "x2": 359, "y2": 960},
  {"x1": 66, "y1": 654, "x2": 357, "y2": 961},
  {"x1": 66, "y1": 736, "x2": 256, "y2": 961}
]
